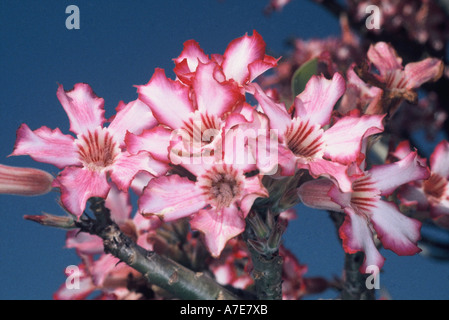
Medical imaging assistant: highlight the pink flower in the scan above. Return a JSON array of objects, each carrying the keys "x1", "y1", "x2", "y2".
[
  {"x1": 363, "y1": 42, "x2": 444, "y2": 114},
  {"x1": 298, "y1": 150, "x2": 430, "y2": 271},
  {"x1": 138, "y1": 160, "x2": 268, "y2": 257},
  {"x1": 253, "y1": 73, "x2": 385, "y2": 192},
  {"x1": 395, "y1": 140, "x2": 449, "y2": 229},
  {"x1": 128, "y1": 61, "x2": 246, "y2": 163},
  {"x1": 11, "y1": 83, "x2": 168, "y2": 218},
  {"x1": 173, "y1": 30, "x2": 279, "y2": 91},
  {"x1": 0, "y1": 164, "x2": 54, "y2": 196}
]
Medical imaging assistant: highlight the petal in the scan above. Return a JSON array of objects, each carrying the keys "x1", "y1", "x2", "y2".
[
  {"x1": 369, "y1": 151, "x2": 430, "y2": 196},
  {"x1": 247, "y1": 54, "x2": 280, "y2": 82},
  {"x1": 107, "y1": 99, "x2": 157, "y2": 146},
  {"x1": 130, "y1": 170, "x2": 154, "y2": 196},
  {"x1": 323, "y1": 114, "x2": 384, "y2": 164},
  {"x1": 173, "y1": 39, "x2": 210, "y2": 83},
  {"x1": 193, "y1": 61, "x2": 245, "y2": 117},
  {"x1": 339, "y1": 208, "x2": 386, "y2": 271},
  {"x1": 53, "y1": 167, "x2": 110, "y2": 218},
  {"x1": 138, "y1": 174, "x2": 207, "y2": 221},
  {"x1": 10, "y1": 124, "x2": 80, "y2": 169},
  {"x1": 367, "y1": 42, "x2": 403, "y2": 75},
  {"x1": 137, "y1": 68, "x2": 194, "y2": 129},
  {"x1": 239, "y1": 175, "x2": 269, "y2": 216},
  {"x1": 105, "y1": 183, "x2": 132, "y2": 224},
  {"x1": 110, "y1": 151, "x2": 169, "y2": 191},
  {"x1": 173, "y1": 39, "x2": 209, "y2": 71},
  {"x1": 252, "y1": 83, "x2": 291, "y2": 135},
  {"x1": 190, "y1": 204, "x2": 246, "y2": 257},
  {"x1": 125, "y1": 126, "x2": 172, "y2": 163},
  {"x1": 404, "y1": 58, "x2": 444, "y2": 89},
  {"x1": 294, "y1": 73, "x2": 346, "y2": 127},
  {"x1": 305, "y1": 159, "x2": 353, "y2": 193},
  {"x1": 56, "y1": 83, "x2": 105, "y2": 135},
  {"x1": 222, "y1": 30, "x2": 266, "y2": 84},
  {"x1": 297, "y1": 178, "x2": 344, "y2": 212},
  {"x1": 430, "y1": 140, "x2": 449, "y2": 178},
  {"x1": 370, "y1": 199, "x2": 422, "y2": 256}
]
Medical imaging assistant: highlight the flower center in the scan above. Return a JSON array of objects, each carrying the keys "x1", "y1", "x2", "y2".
[
  {"x1": 76, "y1": 127, "x2": 120, "y2": 171},
  {"x1": 284, "y1": 118, "x2": 325, "y2": 160},
  {"x1": 197, "y1": 165, "x2": 244, "y2": 210},
  {"x1": 350, "y1": 174, "x2": 380, "y2": 217},
  {"x1": 423, "y1": 173, "x2": 447, "y2": 200}
]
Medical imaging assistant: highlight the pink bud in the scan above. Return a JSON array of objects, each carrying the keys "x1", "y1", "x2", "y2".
[{"x1": 0, "y1": 164, "x2": 54, "y2": 196}]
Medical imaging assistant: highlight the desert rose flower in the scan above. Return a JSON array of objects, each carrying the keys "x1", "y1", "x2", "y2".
[
  {"x1": 173, "y1": 30, "x2": 279, "y2": 91},
  {"x1": 298, "y1": 150, "x2": 430, "y2": 271},
  {"x1": 11, "y1": 83, "x2": 168, "y2": 218},
  {"x1": 363, "y1": 41, "x2": 444, "y2": 115},
  {"x1": 138, "y1": 160, "x2": 268, "y2": 257},
  {"x1": 394, "y1": 140, "x2": 449, "y2": 229},
  {"x1": 252, "y1": 73, "x2": 384, "y2": 192}
]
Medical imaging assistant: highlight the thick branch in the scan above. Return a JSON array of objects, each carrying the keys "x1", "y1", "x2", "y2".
[
  {"x1": 27, "y1": 198, "x2": 238, "y2": 300},
  {"x1": 80, "y1": 197, "x2": 238, "y2": 300}
]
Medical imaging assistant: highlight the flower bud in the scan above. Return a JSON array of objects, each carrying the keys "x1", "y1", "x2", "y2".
[{"x1": 0, "y1": 164, "x2": 54, "y2": 196}]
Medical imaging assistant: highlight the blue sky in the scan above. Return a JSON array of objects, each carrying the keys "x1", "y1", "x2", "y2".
[{"x1": 0, "y1": 0, "x2": 448, "y2": 300}]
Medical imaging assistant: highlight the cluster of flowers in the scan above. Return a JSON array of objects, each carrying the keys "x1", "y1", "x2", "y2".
[
  {"x1": 266, "y1": 0, "x2": 449, "y2": 53},
  {"x1": 346, "y1": 0, "x2": 449, "y2": 52},
  {"x1": 5, "y1": 29, "x2": 446, "y2": 299},
  {"x1": 263, "y1": 0, "x2": 449, "y2": 140}
]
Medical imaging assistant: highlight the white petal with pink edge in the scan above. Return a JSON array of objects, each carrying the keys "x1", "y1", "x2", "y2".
[
  {"x1": 11, "y1": 124, "x2": 80, "y2": 169},
  {"x1": 137, "y1": 68, "x2": 194, "y2": 129},
  {"x1": 368, "y1": 151, "x2": 430, "y2": 196},
  {"x1": 56, "y1": 83, "x2": 106, "y2": 136},
  {"x1": 222, "y1": 31, "x2": 266, "y2": 84},
  {"x1": 252, "y1": 83, "x2": 291, "y2": 135},
  {"x1": 107, "y1": 99, "x2": 157, "y2": 146},
  {"x1": 193, "y1": 61, "x2": 244, "y2": 117},
  {"x1": 53, "y1": 167, "x2": 111, "y2": 218},
  {"x1": 190, "y1": 204, "x2": 246, "y2": 257},
  {"x1": 125, "y1": 126, "x2": 172, "y2": 163},
  {"x1": 339, "y1": 208, "x2": 386, "y2": 272},
  {"x1": 370, "y1": 199, "x2": 422, "y2": 256},
  {"x1": 429, "y1": 140, "x2": 449, "y2": 178},
  {"x1": 305, "y1": 158, "x2": 353, "y2": 193},
  {"x1": 294, "y1": 73, "x2": 346, "y2": 127},
  {"x1": 138, "y1": 174, "x2": 207, "y2": 221},
  {"x1": 323, "y1": 114, "x2": 384, "y2": 165},
  {"x1": 110, "y1": 151, "x2": 169, "y2": 192}
]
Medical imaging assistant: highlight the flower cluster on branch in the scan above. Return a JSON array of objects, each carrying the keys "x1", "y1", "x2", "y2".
[{"x1": 3, "y1": 2, "x2": 448, "y2": 299}]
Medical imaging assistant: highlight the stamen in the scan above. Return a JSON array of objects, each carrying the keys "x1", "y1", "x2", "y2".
[
  {"x1": 197, "y1": 164, "x2": 244, "y2": 210},
  {"x1": 76, "y1": 127, "x2": 120, "y2": 171}
]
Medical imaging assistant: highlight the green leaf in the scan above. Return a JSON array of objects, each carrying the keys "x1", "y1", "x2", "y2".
[{"x1": 291, "y1": 58, "x2": 318, "y2": 98}]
